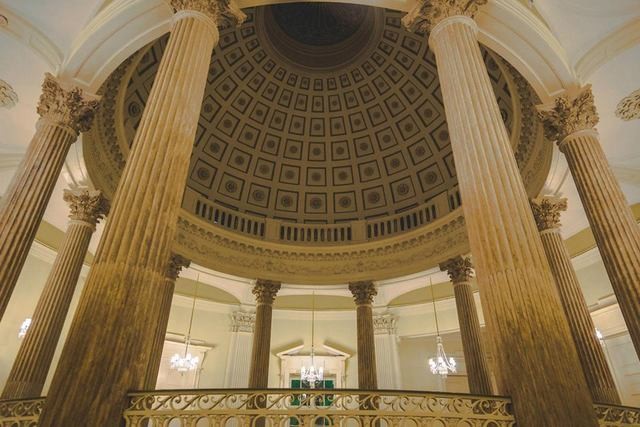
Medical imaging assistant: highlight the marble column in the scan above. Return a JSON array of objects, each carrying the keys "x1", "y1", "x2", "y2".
[
  {"x1": 538, "y1": 86, "x2": 640, "y2": 358},
  {"x1": 349, "y1": 281, "x2": 378, "y2": 390},
  {"x1": 0, "y1": 75, "x2": 99, "y2": 320},
  {"x1": 248, "y1": 280, "x2": 280, "y2": 389},
  {"x1": 439, "y1": 256, "x2": 493, "y2": 395},
  {"x1": 530, "y1": 197, "x2": 620, "y2": 404},
  {"x1": 144, "y1": 254, "x2": 191, "y2": 389},
  {"x1": 1, "y1": 189, "x2": 108, "y2": 399},
  {"x1": 225, "y1": 311, "x2": 255, "y2": 387},
  {"x1": 403, "y1": 1, "x2": 597, "y2": 425},
  {"x1": 373, "y1": 313, "x2": 402, "y2": 389},
  {"x1": 38, "y1": 2, "x2": 245, "y2": 425}
]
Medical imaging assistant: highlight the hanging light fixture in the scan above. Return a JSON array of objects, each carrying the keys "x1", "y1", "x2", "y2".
[
  {"x1": 18, "y1": 318, "x2": 32, "y2": 339},
  {"x1": 300, "y1": 291, "x2": 324, "y2": 387},
  {"x1": 428, "y1": 277, "x2": 456, "y2": 377},
  {"x1": 170, "y1": 276, "x2": 200, "y2": 373}
]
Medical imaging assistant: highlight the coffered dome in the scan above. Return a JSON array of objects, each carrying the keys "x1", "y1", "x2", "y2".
[
  {"x1": 83, "y1": 3, "x2": 549, "y2": 283},
  {"x1": 117, "y1": 4, "x2": 519, "y2": 225}
]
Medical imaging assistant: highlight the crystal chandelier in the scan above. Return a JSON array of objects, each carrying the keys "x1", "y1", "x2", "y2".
[
  {"x1": 428, "y1": 278, "x2": 456, "y2": 377},
  {"x1": 171, "y1": 278, "x2": 200, "y2": 373},
  {"x1": 300, "y1": 292, "x2": 323, "y2": 387}
]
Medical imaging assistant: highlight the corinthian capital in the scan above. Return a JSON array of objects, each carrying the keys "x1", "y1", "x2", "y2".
[
  {"x1": 402, "y1": 0, "x2": 487, "y2": 33},
  {"x1": 529, "y1": 197, "x2": 567, "y2": 232},
  {"x1": 165, "y1": 254, "x2": 191, "y2": 281},
  {"x1": 440, "y1": 256, "x2": 473, "y2": 283},
  {"x1": 252, "y1": 279, "x2": 281, "y2": 305},
  {"x1": 349, "y1": 281, "x2": 377, "y2": 306},
  {"x1": 63, "y1": 189, "x2": 109, "y2": 226},
  {"x1": 37, "y1": 73, "x2": 100, "y2": 134},
  {"x1": 537, "y1": 85, "x2": 599, "y2": 143},
  {"x1": 170, "y1": 0, "x2": 246, "y2": 28}
]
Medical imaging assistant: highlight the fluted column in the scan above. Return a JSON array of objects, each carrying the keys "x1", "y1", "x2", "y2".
[
  {"x1": 403, "y1": 2, "x2": 597, "y2": 425},
  {"x1": 38, "y1": 2, "x2": 245, "y2": 425},
  {"x1": 439, "y1": 257, "x2": 492, "y2": 395},
  {"x1": 1, "y1": 189, "x2": 108, "y2": 399},
  {"x1": 144, "y1": 254, "x2": 191, "y2": 389},
  {"x1": 349, "y1": 281, "x2": 378, "y2": 390},
  {"x1": 225, "y1": 311, "x2": 255, "y2": 387},
  {"x1": 539, "y1": 87, "x2": 640, "y2": 358},
  {"x1": 0, "y1": 75, "x2": 99, "y2": 320},
  {"x1": 530, "y1": 197, "x2": 620, "y2": 404},
  {"x1": 248, "y1": 279, "x2": 280, "y2": 388}
]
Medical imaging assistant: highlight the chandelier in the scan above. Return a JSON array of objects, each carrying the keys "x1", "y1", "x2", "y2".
[
  {"x1": 171, "y1": 277, "x2": 200, "y2": 373},
  {"x1": 427, "y1": 277, "x2": 456, "y2": 377},
  {"x1": 300, "y1": 292, "x2": 324, "y2": 387},
  {"x1": 18, "y1": 318, "x2": 31, "y2": 339}
]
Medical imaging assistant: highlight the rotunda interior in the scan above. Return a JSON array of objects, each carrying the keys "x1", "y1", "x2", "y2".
[{"x1": 0, "y1": 0, "x2": 639, "y2": 425}]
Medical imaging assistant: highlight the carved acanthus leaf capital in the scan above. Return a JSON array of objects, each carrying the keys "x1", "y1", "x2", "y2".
[
  {"x1": 402, "y1": 0, "x2": 487, "y2": 34},
  {"x1": 529, "y1": 197, "x2": 567, "y2": 232},
  {"x1": 37, "y1": 73, "x2": 100, "y2": 134},
  {"x1": 439, "y1": 256, "x2": 473, "y2": 283},
  {"x1": 230, "y1": 311, "x2": 255, "y2": 332},
  {"x1": 63, "y1": 189, "x2": 109, "y2": 225},
  {"x1": 253, "y1": 279, "x2": 281, "y2": 305},
  {"x1": 373, "y1": 313, "x2": 396, "y2": 335},
  {"x1": 165, "y1": 254, "x2": 191, "y2": 281},
  {"x1": 615, "y1": 88, "x2": 640, "y2": 121},
  {"x1": 537, "y1": 85, "x2": 599, "y2": 143},
  {"x1": 170, "y1": 0, "x2": 246, "y2": 28},
  {"x1": 349, "y1": 281, "x2": 377, "y2": 306}
]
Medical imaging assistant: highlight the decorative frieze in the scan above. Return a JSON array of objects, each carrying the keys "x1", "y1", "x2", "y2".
[
  {"x1": 402, "y1": 0, "x2": 487, "y2": 33},
  {"x1": 529, "y1": 197, "x2": 567, "y2": 232},
  {"x1": 439, "y1": 256, "x2": 473, "y2": 284},
  {"x1": 37, "y1": 73, "x2": 100, "y2": 134},
  {"x1": 230, "y1": 311, "x2": 255, "y2": 333},
  {"x1": 537, "y1": 85, "x2": 599, "y2": 143},
  {"x1": 615, "y1": 88, "x2": 640, "y2": 121}
]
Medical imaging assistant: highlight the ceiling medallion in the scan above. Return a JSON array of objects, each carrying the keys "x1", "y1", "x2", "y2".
[
  {"x1": 0, "y1": 79, "x2": 19, "y2": 109},
  {"x1": 615, "y1": 88, "x2": 640, "y2": 121}
]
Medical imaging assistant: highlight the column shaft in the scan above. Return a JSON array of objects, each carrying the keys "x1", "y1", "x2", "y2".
[
  {"x1": 39, "y1": 9, "x2": 223, "y2": 426},
  {"x1": 561, "y1": 131, "x2": 640, "y2": 357},
  {"x1": 356, "y1": 304, "x2": 377, "y2": 390},
  {"x1": 540, "y1": 228, "x2": 620, "y2": 404},
  {"x1": 248, "y1": 280, "x2": 280, "y2": 389},
  {"x1": 248, "y1": 303, "x2": 274, "y2": 388},
  {"x1": 2, "y1": 189, "x2": 107, "y2": 399},
  {"x1": 453, "y1": 282, "x2": 492, "y2": 395},
  {"x1": 423, "y1": 14, "x2": 597, "y2": 426}
]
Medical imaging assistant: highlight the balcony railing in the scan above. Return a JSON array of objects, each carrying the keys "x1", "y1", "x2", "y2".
[{"x1": 1, "y1": 391, "x2": 639, "y2": 426}]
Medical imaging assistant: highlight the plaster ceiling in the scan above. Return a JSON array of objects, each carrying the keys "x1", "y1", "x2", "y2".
[{"x1": 120, "y1": 4, "x2": 515, "y2": 224}]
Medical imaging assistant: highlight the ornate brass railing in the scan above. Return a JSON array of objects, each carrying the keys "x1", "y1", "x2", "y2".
[
  {"x1": 122, "y1": 389, "x2": 514, "y2": 426},
  {"x1": 0, "y1": 397, "x2": 43, "y2": 426},
  {"x1": 595, "y1": 403, "x2": 640, "y2": 427},
  {"x1": 1, "y1": 392, "x2": 639, "y2": 426}
]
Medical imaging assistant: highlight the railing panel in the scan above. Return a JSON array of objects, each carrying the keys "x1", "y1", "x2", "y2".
[{"x1": 0, "y1": 398, "x2": 43, "y2": 427}]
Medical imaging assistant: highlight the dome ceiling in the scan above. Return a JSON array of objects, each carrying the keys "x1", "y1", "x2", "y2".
[{"x1": 121, "y1": 4, "x2": 515, "y2": 225}]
